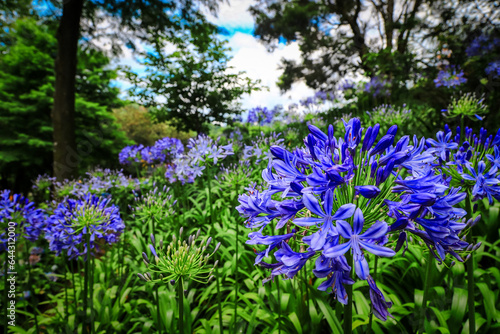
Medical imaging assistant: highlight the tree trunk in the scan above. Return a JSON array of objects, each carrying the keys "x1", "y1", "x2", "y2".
[{"x1": 52, "y1": 0, "x2": 84, "y2": 180}]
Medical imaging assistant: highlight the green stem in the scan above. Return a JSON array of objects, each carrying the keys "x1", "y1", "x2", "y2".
[
  {"x1": 71, "y1": 259, "x2": 76, "y2": 332},
  {"x1": 64, "y1": 256, "x2": 69, "y2": 326},
  {"x1": 344, "y1": 252, "x2": 353, "y2": 334},
  {"x1": 82, "y1": 234, "x2": 89, "y2": 334},
  {"x1": 277, "y1": 278, "x2": 281, "y2": 334},
  {"x1": 90, "y1": 254, "x2": 94, "y2": 334},
  {"x1": 216, "y1": 259, "x2": 223, "y2": 334},
  {"x1": 465, "y1": 198, "x2": 475, "y2": 334},
  {"x1": 177, "y1": 278, "x2": 184, "y2": 334},
  {"x1": 233, "y1": 212, "x2": 239, "y2": 332},
  {"x1": 420, "y1": 252, "x2": 433, "y2": 333},
  {"x1": 156, "y1": 284, "x2": 162, "y2": 334}
]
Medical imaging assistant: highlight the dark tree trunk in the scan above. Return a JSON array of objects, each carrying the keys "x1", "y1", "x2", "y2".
[{"x1": 52, "y1": 0, "x2": 84, "y2": 180}]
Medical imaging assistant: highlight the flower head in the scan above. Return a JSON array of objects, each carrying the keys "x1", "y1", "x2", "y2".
[{"x1": 45, "y1": 194, "x2": 124, "y2": 259}]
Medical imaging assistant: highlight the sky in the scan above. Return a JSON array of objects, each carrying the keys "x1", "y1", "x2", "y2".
[{"x1": 114, "y1": 0, "x2": 315, "y2": 112}]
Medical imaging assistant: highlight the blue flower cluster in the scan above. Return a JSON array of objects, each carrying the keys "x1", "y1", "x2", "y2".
[
  {"x1": 466, "y1": 34, "x2": 500, "y2": 57},
  {"x1": 119, "y1": 137, "x2": 184, "y2": 165},
  {"x1": 485, "y1": 60, "x2": 500, "y2": 78},
  {"x1": 45, "y1": 194, "x2": 124, "y2": 259},
  {"x1": 0, "y1": 190, "x2": 46, "y2": 251},
  {"x1": 338, "y1": 80, "x2": 355, "y2": 92},
  {"x1": 428, "y1": 125, "x2": 500, "y2": 204},
  {"x1": 165, "y1": 135, "x2": 233, "y2": 184},
  {"x1": 300, "y1": 91, "x2": 335, "y2": 110},
  {"x1": 434, "y1": 65, "x2": 467, "y2": 88},
  {"x1": 364, "y1": 76, "x2": 391, "y2": 98},
  {"x1": 237, "y1": 119, "x2": 479, "y2": 320},
  {"x1": 246, "y1": 106, "x2": 281, "y2": 125}
]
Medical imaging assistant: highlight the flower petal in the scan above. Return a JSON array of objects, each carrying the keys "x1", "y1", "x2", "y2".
[
  {"x1": 323, "y1": 241, "x2": 352, "y2": 258},
  {"x1": 360, "y1": 220, "x2": 388, "y2": 239},
  {"x1": 293, "y1": 217, "x2": 324, "y2": 227},
  {"x1": 359, "y1": 240, "x2": 396, "y2": 257},
  {"x1": 302, "y1": 193, "x2": 326, "y2": 217},
  {"x1": 353, "y1": 208, "x2": 364, "y2": 235},
  {"x1": 355, "y1": 255, "x2": 370, "y2": 280},
  {"x1": 335, "y1": 220, "x2": 353, "y2": 239},
  {"x1": 331, "y1": 203, "x2": 356, "y2": 220}
]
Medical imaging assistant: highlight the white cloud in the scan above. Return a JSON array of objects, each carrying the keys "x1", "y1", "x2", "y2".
[
  {"x1": 225, "y1": 32, "x2": 314, "y2": 110},
  {"x1": 205, "y1": 0, "x2": 255, "y2": 28}
]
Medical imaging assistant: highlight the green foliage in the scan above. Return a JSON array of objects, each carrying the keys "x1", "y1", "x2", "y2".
[
  {"x1": 0, "y1": 18, "x2": 129, "y2": 191},
  {"x1": 113, "y1": 104, "x2": 195, "y2": 146}
]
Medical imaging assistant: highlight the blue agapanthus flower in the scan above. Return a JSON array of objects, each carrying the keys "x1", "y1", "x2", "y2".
[
  {"x1": 485, "y1": 60, "x2": 500, "y2": 78},
  {"x1": 237, "y1": 119, "x2": 474, "y2": 320},
  {"x1": 426, "y1": 125, "x2": 500, "y2": 205},
  {"x1": 364, "y1": 76, "x2": 391, "y2": 97},
  {"x1": 434, "y1": 66, "x2": 467, "y2": 88},
  {"x1": 45, "y1": 194, "x2": 124, "y2": 259},
  {"x1": 119, "y1": 144, "x2": 144, "y2": 165},
  {"x1": 0, "y1": 190, "x2": 46, "y2": 251}
]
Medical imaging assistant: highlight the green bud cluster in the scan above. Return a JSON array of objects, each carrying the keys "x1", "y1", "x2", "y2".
[{"x1": 137, "y1": 227, "x2": 220, "y2": 285}]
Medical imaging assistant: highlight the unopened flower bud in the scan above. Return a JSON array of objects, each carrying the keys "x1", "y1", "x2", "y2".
[
  {"x1": 213, "y1": 242, "x2": 221, "y2": 253},
  {"x1": 170, "y1": 279, "x2": 175, "y2": 285},
  {"x1": 472, "y1": 242, "x2": 482, "y2": 251},
  {"x1": 137, "y1": 273, "x2": 148, "y2": 282},
  {"x1": 150, "y1": 234, "x2": 156, "y2": 246}
]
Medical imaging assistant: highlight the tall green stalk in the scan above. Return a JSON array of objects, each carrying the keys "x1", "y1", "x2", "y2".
[
  {"x1": 276, "y1": 278, "x2": 281, "y2": 334},
  {"x1": 233, "y1": 181, "x2": 239, "y2": 332},
  {"x1": 64, "y1": 256, "x2": 69, "y2": 325},
  {"x1": 465, "y1": 198, "x2": 475, "y2": 334},
  {"x1": 177, "y1": 278, "x2": 184, "y2": 334},
  {"x1": 71, "y1": 260, "x2": 77, "y2": 332},
  {"x1": 82, "y1": 233, "x2": 90, "y2": 334},
  {"x1": 344, "y1": 252, "x2": 353, "y2": 334},
  {"x1": 90, "y1": 254, "x2": 95, "y2": 334},
  {"x1": 206, "y1": 164, "x2": 222, "y2": 332},
  {"x1": 156, "y1": 285, "x2": 162, "y2": 333},
  {"x1": 420, "y1": 252, "x2": 433, "y2": 333},
  {"x1": 216, "y1": 258, "x2": 223, "y2": 333}
]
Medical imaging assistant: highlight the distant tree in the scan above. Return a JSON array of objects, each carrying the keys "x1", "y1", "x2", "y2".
[
  {"x1": 1, "y1": 0, "x2": 223, "y2": 180},
  {"x1": 126, "y1": 28, "x2": 261, "y2": 133},
  {"x1": 249, "y1": 0, "x2": 495, "y2": 91},
  {"x1": 0, "y1": 18, "x2": 129, "y2": 192},
  {"x1": 113, "y1": 104, "x2": 195, "y2": 145}
]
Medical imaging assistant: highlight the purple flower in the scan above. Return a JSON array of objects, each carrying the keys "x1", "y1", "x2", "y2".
[
  {"x1": 355, "y1": 185, "x2": 381, "y2": 199},
  {"x1": 462, "y1": 161, "x2": 500, "y2": 204},
  {"x1": 434, "y1": 66, "x2": 467, "y2": 88},
  {"x1": 426, "y1": 131, "x2": 459, "y2": 160},
  {"x1": 486, "y1": 60, "x2": 500, "y2": 78},
  {"x1": 45, "y1": 194, "x2": 124, "y2": 260},
  {"x1": 293, "y1": 190, "x2": 356, "y2": 251},
  {"x1": 368, "y1": 276, "x2": 393, "y2": 321},
  {"x1": 0, "y1": 190, "x2": 46, "y2": 250},
  {"x1": 323, "y1": 208, "x2": 395, "y2": 279}
]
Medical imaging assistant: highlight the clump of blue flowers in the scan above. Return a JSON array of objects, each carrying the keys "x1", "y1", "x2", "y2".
[
  {"x1": 0, "y1": 190, "x2": 46, "y2": 251},
  {"x1": 45, "y1": 194, "x2": 124, "y2": 259},
  {"x1": 237, "y1": 119, "x2": 479, "y2": 320},
  {"x1": 364, "y1": 76, "x2": 391, "y2": 97},
  {"x1": 164, "y1": 135, "x2": 233, "y2": 184},
  {"x1": 434, "y1": 65, "x2": 467, "y2": 88},
  {"x1": 119, "y1": 137, "x2": 184, "y2": 166}
]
